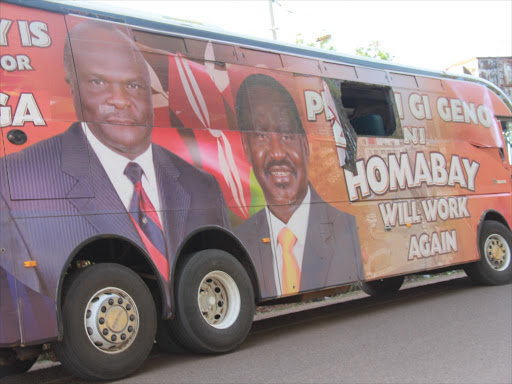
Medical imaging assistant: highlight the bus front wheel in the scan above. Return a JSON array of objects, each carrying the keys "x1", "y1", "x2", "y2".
[
  {"x1": 464, "y1": 221, "x2": 512, "y2": 285},
  {"x1": 169, "y1": 249, "x2": 254, "y2": 354},
  {"x1": 52, "y1": 263, "x2": 156, "y2": 381}
]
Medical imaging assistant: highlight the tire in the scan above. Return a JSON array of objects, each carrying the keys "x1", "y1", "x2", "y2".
[
  {"x1": 359, "y1": 275, "x2": 405, "y2": 297},
  {"x1": 169, "y1": 249, "x2": 254, "y2": 354},
  {"x1": 155, "y1": 312, "x2": 187, "y2": 354},
  {"x1": 464, "y1": 221, "x2": 512, "y2": 285},
  {"x1": 0, "y1": 357, "x2": 37, "y2": 379},
  {"x1": 52, "y1": 263, "x2": 157, "y2": 381}
]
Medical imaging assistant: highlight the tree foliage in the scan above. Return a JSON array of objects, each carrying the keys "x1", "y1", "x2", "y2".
[
  {"x1": 355, "y1": 41, "x2": 394, "y2": 61},
  {"x1": 296, "y1": 33, "x2": 336, "y2": 51}
]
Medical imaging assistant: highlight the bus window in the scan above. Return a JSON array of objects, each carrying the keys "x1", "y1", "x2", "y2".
[
  {"x1": 339, "y1": 83, "x2": 400, "y2": 137},
  {"x1": 500, "y1": 118, "x2": 512, "y2": 165}
]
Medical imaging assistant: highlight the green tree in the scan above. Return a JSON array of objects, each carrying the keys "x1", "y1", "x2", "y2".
[
  {"x1": 296, "y1": 33, "x2": 336, "y2": 51},
  {"x1": 355, "y1": 41, "x2": 394, "y2": 61}
]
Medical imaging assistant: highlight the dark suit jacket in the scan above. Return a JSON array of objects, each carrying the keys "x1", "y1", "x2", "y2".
[
  {"x1": 0, "y1": 123, "x2": 229, "y2": 344},
  {"x1": 234, "y1": 188, "x2": 362, "y2": 298}
]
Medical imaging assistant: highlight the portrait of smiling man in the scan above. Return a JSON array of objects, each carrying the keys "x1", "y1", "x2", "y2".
[
  {"x1": 234, "y1": 74, "x2": 361, "y2": 298},
  {"x1": 0, "y1": 20, "x2": 229, "y2": 307}
]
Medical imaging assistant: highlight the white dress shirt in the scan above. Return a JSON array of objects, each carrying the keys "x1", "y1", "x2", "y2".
[
  {"x1": 266, "y1": 188, "x2": 311, "y2": 296},
  {"x1": 82, "y1": 123, "x2": 163, "y2": 224}
]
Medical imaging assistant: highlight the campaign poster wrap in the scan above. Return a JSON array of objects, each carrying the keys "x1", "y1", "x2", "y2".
[{"x1": 1, "y1": 3, "x2": 511, "y2": 345}]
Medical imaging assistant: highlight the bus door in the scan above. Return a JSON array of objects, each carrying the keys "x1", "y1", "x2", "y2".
[{"x1": 498, "y1": 118, "x2": 512, "y2": 188}]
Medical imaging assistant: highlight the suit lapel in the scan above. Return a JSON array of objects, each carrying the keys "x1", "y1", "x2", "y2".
[
  {"x1": 300, "y1": 189, "x2": 334, "y2": 291},
  {"x1": 153, "y1": 146, "x2": 191, "y2": 258},
  {"x1": 63, "y1": 123, "x2": 141, "y2": 245},
  {"x1": 256, "y1": 209, "x2": 278, "y2": 297}
]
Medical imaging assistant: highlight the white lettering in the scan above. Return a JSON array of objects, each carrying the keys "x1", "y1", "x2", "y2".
[
  {"x1": 0, "y1": 19, "x2": 12, "y2": 46},
  {"x1": 0, "y1": 92, "x2": 12, "y2": 127},
  {"x1": 17, "y1": 21, "x2": 31, "y2": 46},
  {"x1": 344, "y1": 160, "x2": 370, "y2": 201},
  {"x1": 29, "y1": 21, "x2": 51, "y2": 47},
  {"x1": 305, "y1": 90, "x2": 323, "y2": 121},
  {"x1": 12, "y1": 93, "x2": 45, "y2": 126},
  {"x1": 477, "y1": 105, "x2": 492, "y2": 128}
]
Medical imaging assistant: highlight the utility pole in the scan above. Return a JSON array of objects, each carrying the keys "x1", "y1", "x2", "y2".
[{"x1": 268, "y1": 0, "x2": 277, "y2": 40}]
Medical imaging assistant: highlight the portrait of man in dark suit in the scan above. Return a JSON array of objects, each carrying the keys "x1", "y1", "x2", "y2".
[
  {"x1": 0, "y1": 20, "x2": 229, "y2": 320},
  {"x1": 234, "y1": 74, "x2": 361, "y2": 298}
]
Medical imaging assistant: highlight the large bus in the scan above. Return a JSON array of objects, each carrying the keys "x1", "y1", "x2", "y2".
[{"x1": 1, "y1": 0, "x2": 511, "y2": 380}]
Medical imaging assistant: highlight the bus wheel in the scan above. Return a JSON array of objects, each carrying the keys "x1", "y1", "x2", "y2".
[
  {"x1": 359, "y1": 275, "x2": 405, "y2": 297},
  {"x1": 464, "y1": 221, "x2": 512, "y2": 285},
  {"x1": 156, "y1": 317, "x2": 188, "y2": 354},
  {"x1": 170, "y1": 250, "x2": 254, "y2": 354},
  {"x1": 52, "y1": 263, "x2": 156, "y2": 381}
]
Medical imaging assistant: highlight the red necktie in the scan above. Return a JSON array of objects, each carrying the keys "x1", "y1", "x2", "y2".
[{"x1": 124, "y1": 162, "x2": 169, "y2": 281}]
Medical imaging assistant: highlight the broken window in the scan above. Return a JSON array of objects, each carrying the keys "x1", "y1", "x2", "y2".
[{"x1": 339, "y1": 82, "x2": 400, "y2": 138}]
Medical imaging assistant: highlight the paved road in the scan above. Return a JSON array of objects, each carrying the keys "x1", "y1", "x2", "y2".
[{"x1": 3, "y1": 276, "x2": 511, "y2": 384}]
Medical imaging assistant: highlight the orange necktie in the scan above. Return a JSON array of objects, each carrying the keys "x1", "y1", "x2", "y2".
[{"x1": 278, "y1": 227, "x2": 300, "y2": 294}]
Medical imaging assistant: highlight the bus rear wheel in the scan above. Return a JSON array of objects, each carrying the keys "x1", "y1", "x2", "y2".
[
  {"x1": 359, "y1": 275, "x2": 405, "y2": 297},
  {"x1": 52, "y1": 263, "x2": 156, "y2": 381},
  {"x1": 169, "y1": 250, "x2": 254, "y2": 354},
  {"x1": 464, "y1": 221, "x2": 512, "y2": 285}
]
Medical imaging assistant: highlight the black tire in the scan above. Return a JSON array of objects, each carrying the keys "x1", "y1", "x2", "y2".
[
  {"x1": 0, "y1": 357, "x2": 37, "y2": 379},
  {"x1": 359, "y1": 275, "x2": 405, "y2": 297},
  {"x1": 52, "y1": 263, "x2": 157, "y2": 381},
  {"x1": 464, "y1": 221, "x2": 512, "y2": 285},
  {"x1": 169, "y1": 249, "x2": 254, "y2": 354},
  {"x1": 155, "y1": 313, "x2": 188, "y2": 354}
]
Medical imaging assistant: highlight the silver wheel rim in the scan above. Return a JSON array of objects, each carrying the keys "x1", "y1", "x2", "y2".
[
  {"x1": 198, "y1": 271, "x2": 240, "y2": 329},
  {"x1": 84, "y1": 287, "x2": 139, "y2": 354},
  {"x1": 484, "y1": 234, "x2": 511, "y2": 272}
]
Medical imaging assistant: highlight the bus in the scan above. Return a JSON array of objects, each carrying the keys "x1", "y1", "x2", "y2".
[{"x1": 1, "y1": 0, "x2": 511, "y2": 380}]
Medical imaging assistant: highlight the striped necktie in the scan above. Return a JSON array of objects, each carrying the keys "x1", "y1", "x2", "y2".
[
  {"x1": 278, "y1": 227, "x2": 300, "y2": 295},
  {"x1": 124, "y1": 162, "x2": 169, "y2": 281}
]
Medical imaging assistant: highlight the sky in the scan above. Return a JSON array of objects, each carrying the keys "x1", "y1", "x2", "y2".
[{"x1": 63, "y1": 0, "x2": 511, "y2": 71}]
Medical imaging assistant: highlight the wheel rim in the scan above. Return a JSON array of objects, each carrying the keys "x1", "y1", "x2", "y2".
[
  {"x1": 197, "y1": 270, "x2": 240, "y2": 329},
  {"x1": 84, "y1": 287, "x2": 139, "y2": 354},
  {"x1": 484, "y1": 234, "x2": 511, "y2": 272}
]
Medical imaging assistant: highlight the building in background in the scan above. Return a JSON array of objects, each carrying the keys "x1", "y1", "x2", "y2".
[{"x1": 446, "y1": 57, "x2": 512, "y2": 99}]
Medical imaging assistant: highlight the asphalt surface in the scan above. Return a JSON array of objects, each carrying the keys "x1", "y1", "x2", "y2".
[{"x1": 3, "y1": 275, "x2": 511, "y2": 384}]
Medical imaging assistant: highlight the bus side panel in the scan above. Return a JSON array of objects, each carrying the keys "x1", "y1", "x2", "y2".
[
  {"x1": 0, "y1": 268, "x2": 21, "y2": 347},
  {"x1": 0, "y1": 136, "x2": 21, "y2": 347},
  {"x1": 0, "y1": 3, "x2": 80, "y2": 346},
  {"x1": 335, "y1": 77, "x2": 512, "y2": 281}
]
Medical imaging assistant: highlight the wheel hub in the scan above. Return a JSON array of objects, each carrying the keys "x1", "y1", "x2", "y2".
[
  {"x1": 84, "y1": 287, "x2": 139, "y2": 354},
  {"x1": 484, "y1": 234, "x2": 511, "y2": 271},
  {"x1": 197, "y1": 271, "x2": 241, "y2": 329}
]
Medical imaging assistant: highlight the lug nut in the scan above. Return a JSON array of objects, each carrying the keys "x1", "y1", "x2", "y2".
[
  {"x1": 126, "y1": 304, "x2": 131, "y2": 310},
  {"x1": 111, "y1": 335, "x2": 117, "y2": 342},
  {"x1": 128, "y1": 326, "x2": 133, "y2": 332},
  {"x1": 101, "y1": 306, "x2": 106, "y2": 313},
  {"x1": 99, "y1": 317, "x2": 105, "y2": 324},
  {"x1": 108, "y1": 299, "x2": 114, "y2": 305},
  {"x1": 121, "y1": 334, "x2": 126, "y2": 340},
  {"x1": 118, "y1": 298, "x2": 123, "y2": 304},
  {"x1": 130, "y1": 315, "x2": 135, "y2": 321},
  {"x1": 103, "y1": 329, "x2": 108, "y2": 335}
]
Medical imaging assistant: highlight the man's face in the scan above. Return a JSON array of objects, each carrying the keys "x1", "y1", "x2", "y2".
[
  {"x1": 71, "y1": 30, "x2": 153, "y2": 158},
  {"x1": 241, "y1": 84, "x2": 309, "y2": 207}
]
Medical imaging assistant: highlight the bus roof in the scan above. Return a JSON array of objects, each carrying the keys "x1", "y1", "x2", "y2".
[{"x1": 4, "y1": 0, "x2": 511, "y2": 110}]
